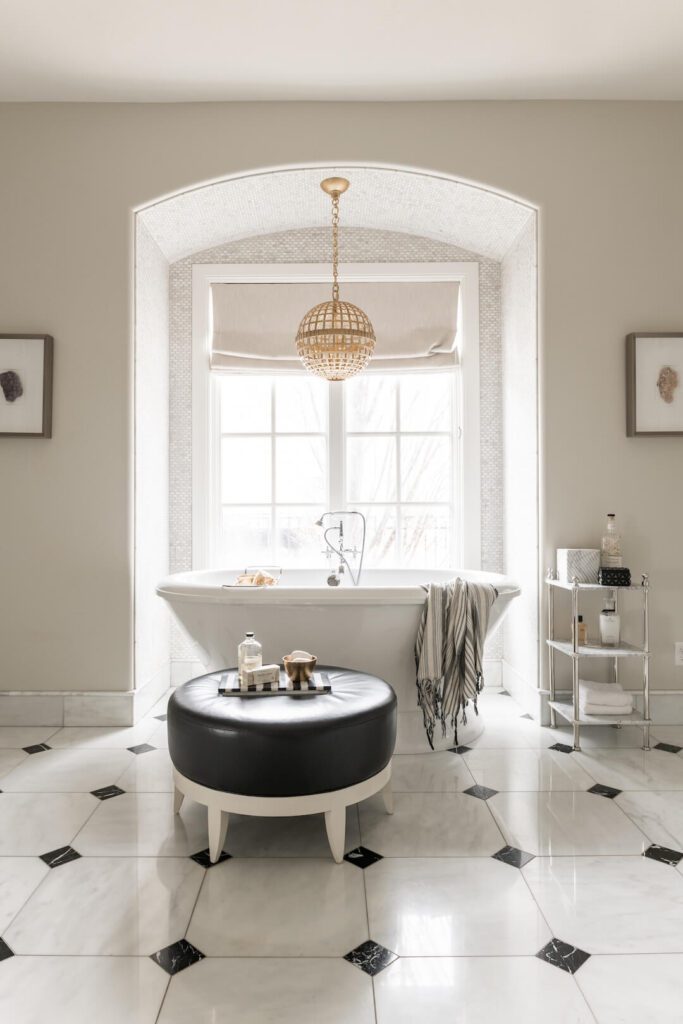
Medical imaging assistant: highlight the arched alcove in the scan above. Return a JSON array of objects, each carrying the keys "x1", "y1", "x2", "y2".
[{"x1": 134, "y1": 164, "x2": 539, "y2": 724}]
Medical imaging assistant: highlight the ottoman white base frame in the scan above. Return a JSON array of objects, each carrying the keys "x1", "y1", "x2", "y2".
[{"x1": 173, "y1": 762, "x2": 393, "y2": 864}]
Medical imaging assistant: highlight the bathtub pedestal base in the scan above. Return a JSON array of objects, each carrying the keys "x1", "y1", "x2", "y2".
[{"x1": 172, "y1": 763, "x2": 393, "y2": 864}]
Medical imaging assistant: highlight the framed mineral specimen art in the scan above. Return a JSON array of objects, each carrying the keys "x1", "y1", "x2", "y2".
[
  {"x1": 0, "y1": 334, "x2": 53, "y2": 437},
  {"x1": 626, "y1": 333, "x2": 683, "y2": 436}
]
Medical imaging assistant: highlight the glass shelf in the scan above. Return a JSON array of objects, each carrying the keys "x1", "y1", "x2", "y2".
[
  {"x1": 549, "y1": 700, "x2": 650, "y2": 727},
  {"x1": 546, "y1": 579, "x2": 646, "y2": 592},
  {"x1": 547, "y1": 639, "x2": 648, "y2": 659}
]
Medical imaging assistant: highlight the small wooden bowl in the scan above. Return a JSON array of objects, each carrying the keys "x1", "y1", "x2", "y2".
[{"x1": 283, "y1": 654, "x2": 317, "y2": 684}]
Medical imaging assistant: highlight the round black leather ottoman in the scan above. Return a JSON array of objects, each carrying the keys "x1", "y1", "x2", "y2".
[{"x1": 168, "y1": 665, "x2": 397, "y2": 863}]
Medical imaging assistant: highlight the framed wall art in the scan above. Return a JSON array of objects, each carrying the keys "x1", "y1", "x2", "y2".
[
  {"x1": 0, "y1": 334, "x2": 53, "y2": 438},
  {"x1": 626, "y1": 332, "x2": 683, "y2": 437}
]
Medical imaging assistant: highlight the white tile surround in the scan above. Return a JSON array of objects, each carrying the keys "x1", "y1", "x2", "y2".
[
  {"x1": 3, "y1": 688, "x2": 683, "y2": 1022},
  {"x1": 168, "y1": 225, "x2": 505, "y2": 664},
  {"x1": 140, "y1": 165, "x2": 534, "y2": 265},
  {"x1": 501, "y1": 217, "x2": 539, "y2": 720}
]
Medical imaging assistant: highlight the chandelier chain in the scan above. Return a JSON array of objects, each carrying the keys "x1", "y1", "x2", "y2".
[
  {"x1": 295, "y1": 177, "x2": 375, "y2": 381},
  {"x1": 331, "y1": 192, "x2": 340, "y2": 302}
]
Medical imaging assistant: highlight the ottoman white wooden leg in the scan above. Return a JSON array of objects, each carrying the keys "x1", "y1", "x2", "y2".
[
  {"x1": 172, "y1": 763, "x2": 391, "y2": 864},
  {"x1": 173, "y1": 786, "x2": 185, "y2": 814},
  {"x1": 324, "y1": 804, "x2": 346, "y2": 864},
  {"x1": 381, "y1": 777, "x2": 394, "y2": 815},
  {"x1": 208, "y1": 805, "x2": 229, "y2": 863}
]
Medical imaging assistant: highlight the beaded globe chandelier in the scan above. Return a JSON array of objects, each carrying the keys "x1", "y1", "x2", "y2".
[{"x1": 296, "y1": 177, "x2": 375, "y2": 381}]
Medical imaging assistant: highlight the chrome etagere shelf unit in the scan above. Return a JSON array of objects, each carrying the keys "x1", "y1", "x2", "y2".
[{"x1": 546, "y1": 571, "x2": 651, "y2": 751}]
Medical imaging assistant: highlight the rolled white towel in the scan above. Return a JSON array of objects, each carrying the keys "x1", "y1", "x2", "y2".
[
  {"x1": 579, "y1": 679, "x2": 632, "y2": 708},
  {"x1": 582, "y1": 701, "x2": 633, "y2": 716}
]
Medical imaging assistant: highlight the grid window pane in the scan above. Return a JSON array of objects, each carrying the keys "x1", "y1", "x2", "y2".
[
  {"x1": 220, "y1": 375, "x2": 272, "y2": 433},
  {"x1": 401, "y1": 506, "x2": 452, "y2": 568},
  {"x1": 219, "y1": 506, "x2": 272, "y2": 565},
  {"x1": 275, "y1": 506, "x2": 326, "y2": 565},
  {"x1": 400, "y1": 374, "x2": 452, "y2": 432},
  {"x1": 275, "y1": 377, "x2": 327, "y2": 433},
  {"x1": 221, "y1": 437, "x2": 271, "y2": 503},
  {"x1": 401, "y1": 435, "x2": 451, "y2": 503},
  {"x1": 345, "y1": 375, "x2": 397, "y2": 432},
  {"x1": 347, "y1": 436, "x2": 397, "y2": 502},
  {"x1": 275, "y1": 437, "x2": 327, "y2": 503},
  {"x1": 350, "y1": 505, "x2": 398, "y2": 568},
  {"x1": 214, "y1": 365, "x2": 458, "y2": 571}
]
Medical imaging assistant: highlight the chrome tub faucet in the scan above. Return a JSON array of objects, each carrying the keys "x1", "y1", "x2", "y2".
[{"x1": 315, "y1": 511, "x2": 366, "y2": 587}]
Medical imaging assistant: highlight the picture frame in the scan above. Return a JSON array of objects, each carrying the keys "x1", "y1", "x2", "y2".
[
  {"x1": 626, "y1": 332, "x2": 683, "y2": 437},
  {"x1": 0, "y1": 334, "x2": 54, "y2": 438}
]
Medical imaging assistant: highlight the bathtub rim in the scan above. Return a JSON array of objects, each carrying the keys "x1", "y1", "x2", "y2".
[{"x1": 156, "y1": 568, "x2": 521, "y2": 608}]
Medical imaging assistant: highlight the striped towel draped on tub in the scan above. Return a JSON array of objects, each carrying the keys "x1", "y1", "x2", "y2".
[{"x1": 415, "y1": 579, "x2": 498, "y2": 748}]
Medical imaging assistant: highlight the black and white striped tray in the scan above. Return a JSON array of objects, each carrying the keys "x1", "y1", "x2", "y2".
[{"x1": 217, "y1": 670, "x2": 331, "y2": 697}]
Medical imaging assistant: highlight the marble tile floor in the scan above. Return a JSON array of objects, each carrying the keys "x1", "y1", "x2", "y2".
[{"x1": 2, "y1": 689, "x2": 683, "y2": 1022}]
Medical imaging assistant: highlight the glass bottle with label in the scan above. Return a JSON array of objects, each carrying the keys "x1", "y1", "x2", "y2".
[
  {"x1": 573, "y1": 615, "x2": 588, "y2": 646},
  {"x1": 238, "y1": 632, "x2": 262, "y2": 682},
  {"x1": 600, "y1": 514, "x2": 623, "y2": 568},
  {"x1": 599, "y1": 600, "x2": 621, "y2": 647}
]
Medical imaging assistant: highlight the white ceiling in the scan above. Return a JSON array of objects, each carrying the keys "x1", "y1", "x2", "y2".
[
  {"x1": 138, "y1": 166, "x2": 535, "y2": 262},
  {"x1": 2, "y1": 0, "x2": 683, "y2": 101}
]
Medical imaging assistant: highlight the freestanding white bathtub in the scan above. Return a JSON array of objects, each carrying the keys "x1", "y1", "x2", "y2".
[{"x1": 157, "y1": 568, "x2": 520, "y2": 753}]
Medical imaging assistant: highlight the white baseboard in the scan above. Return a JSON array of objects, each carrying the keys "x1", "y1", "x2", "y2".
[
  {"x1": 636, "y1": 692, "x2": 683, "y2": 725},
  {"x1": 133, "y1": 663, "x2": 171, "y2": 721},
  {"x1": 0, "y1": 662, "x2": 171, "y2": 727},
  {"x1": 0, "y1": 691, "x2": 133, "y2": 727},
  {"x1": 0, "y1": 693, "x2": 66, "y2": 727},
  {"x1": 483, "y1": 659, "x2": 502, "y2": 690},
  {"x1": 502, "y1": 661, "x2": 544, "y2": 719}
]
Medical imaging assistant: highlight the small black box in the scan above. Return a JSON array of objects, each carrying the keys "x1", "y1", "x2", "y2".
[{"x1": 598, "y1": 567, "x2": 631, "y2": 587}]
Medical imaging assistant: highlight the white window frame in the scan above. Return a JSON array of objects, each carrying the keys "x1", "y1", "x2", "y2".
[{"x1": 192, "y1": 262, "x2": 481, "y2": 570}]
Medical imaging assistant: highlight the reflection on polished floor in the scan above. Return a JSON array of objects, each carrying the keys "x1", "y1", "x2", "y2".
[{"x1": 2, "y1": 689, "x2": 683, "y2": 1022}]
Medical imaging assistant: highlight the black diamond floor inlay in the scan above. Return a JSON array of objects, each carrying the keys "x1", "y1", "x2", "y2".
[
  {"x1": 548, "y1": 743, "x2": 574, "y2": 754},
  {"x1": 40, "y1": 845, "x2": 81, "y2": 868},
  {"x1": 644, "y1": 843, "x2": 683, "y2": 866},
  {"x1": 189, "y1": 848, "x2": 232, "y2": 868},
  {"x1": 23, "y1": 743, "x2": 51, "y2": 755},
  {"x1": 463, "y1": 784, "x2": 498, "y2": 801},
  {"x1": 448, "y1": 745, "x2": 471, "y2": 754},
  {"x1": 91, "y1": 785, "x2": 125, "y2": 801},
  {"x1": 150, "y1": 939, "x2": 205, "y2": 975},
  {"x1": 499, "y1": 689, "x2": 512, "y2": 697},
  {"x1": 536, "y1": 937, "x2": 590, "y2": 974},
  {"x1": 344, "y1": 846, "x2": 383, "y2": 869},
  {"x1": 344, "y1": 940, "x2": 397, "y2": 976},
  {"x1": 520, "y1": 713, "x2": 534, "y2": 720},
  {"x1": 492, "y1": 845, "x2": 535, "y2": 869},
  {"x1": 588, "y1": 783, "x2": 621, "y2": 799},
  {"x1": 0, "y1": 938, "x2": 14, "y2": 962},
  {"x1": 154, "y1": 713, "x2": 168, "y2": 722},
  {"x1": 654, "y1": 742, "x2": 683, "y2": 755},
  {"x1": 127, "y1": 743, "x2": 156, "y2": 755}
]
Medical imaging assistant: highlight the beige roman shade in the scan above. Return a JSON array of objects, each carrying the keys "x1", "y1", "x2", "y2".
[{"x1": 210, "y1": 280, "x2": 459, "y2": 373}]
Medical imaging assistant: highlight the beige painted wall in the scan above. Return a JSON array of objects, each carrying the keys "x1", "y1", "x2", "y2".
[{"x1": 0, "y1": 102, "x2": 682, "y2": 692}]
